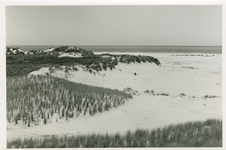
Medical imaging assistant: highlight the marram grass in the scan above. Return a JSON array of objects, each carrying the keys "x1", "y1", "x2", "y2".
[
  {"x1": 7, "y1": 119, "x2": 222, "y2": 148},
  {"x1": 7, "y1": 75, "x2": 132, "y2": 126}
]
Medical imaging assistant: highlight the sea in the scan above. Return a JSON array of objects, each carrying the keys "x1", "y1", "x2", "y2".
[{"x1": 6, "y1": 45, "x2": 222, "y2": 54}]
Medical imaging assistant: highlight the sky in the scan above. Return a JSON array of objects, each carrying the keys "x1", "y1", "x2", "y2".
[{"x1": 6, "y1": 5, "x2": 222, "y2": 46}]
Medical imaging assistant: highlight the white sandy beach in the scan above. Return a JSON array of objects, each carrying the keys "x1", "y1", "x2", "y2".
[{"x1": 7, "y1": 52, "x2": 222, "y2": 141}]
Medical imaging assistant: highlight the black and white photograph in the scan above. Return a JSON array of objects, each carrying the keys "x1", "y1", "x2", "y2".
[{"x1": 2, "y1": 0, "x2": 225, "y2": 148}]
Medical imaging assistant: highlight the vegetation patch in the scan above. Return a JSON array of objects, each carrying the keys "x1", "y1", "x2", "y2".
[
  {"x1": 144, "y1": 91, "x2": 220, "y2": 99},
  {"x1": 6, "y1": 46, "x2": 161, "y2": 77},
  {"x1": 6, "y1": 54, "x2": 98, "y2": 77},
  {"x1": 144, "y1": 90, "x2": 169, "y2": 96},
  {"x1": 203, "y1": 95, "x2": 219, "y2": 99},
  {"x1": 7, "y1": 119, "x2": 222, "y2": 148},
  {"x1": 123, "y1": 87, "x2": 139, "y2": 95},
  {"x1": 7, "y1": 75, "x2": 132, "y2": 127}
]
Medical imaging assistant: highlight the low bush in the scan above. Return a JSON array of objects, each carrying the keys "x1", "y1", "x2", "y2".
[
  {"x1": 6, "y1": 51, "x2": 161, "y2": 77},
  {"x1": 203, "y1": 95, "x2": 218, "y2": 99}
]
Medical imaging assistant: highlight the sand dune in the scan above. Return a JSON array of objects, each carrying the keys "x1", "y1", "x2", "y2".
[
  {"x1": 8, "y1": 53, "x2": 222, "y2": 141},
  {"x1": 30, "y1": 53, "x2": 221, "y2": 96}
]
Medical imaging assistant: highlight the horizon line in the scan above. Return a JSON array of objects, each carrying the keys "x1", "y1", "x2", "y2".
[{"x1": 6, "y1": 44, "x2": 222, "y2": 47}]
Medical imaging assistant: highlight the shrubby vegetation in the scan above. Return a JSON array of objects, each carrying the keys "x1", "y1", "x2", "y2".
[
  {"x1": 203, "y1": 95, "x2": 219, "y2": 99},
  {"x1": 6, "y1": 46, "x2": 161, "y2": 77},
  {"x1": 6, "y1": 54, "x2": 97, "y2": 77},
  {"x1": 144, "y1": 90, "x2": 220, "y2": 99},
  {"x1": 88, "y1": 54, "x2": 161, "y2": 72},
  {"x1": 144, "y1": 90, "x2": 169, "y2": 96},
  {"x1": 7, "y1": 119, "x2": 222, "y2": 148},
  {"x1": 123, "y1": 87, "x2": 139, "y2": 95},
  {"x1": 118, "y1": 54, "x2": 160, "y2": 65},
  {"x1": 7, "y1": 75, "x2": 132, "y2": 126},
  {"x1": 53, "y1": 46, "x2": 95, "y2": 57}
]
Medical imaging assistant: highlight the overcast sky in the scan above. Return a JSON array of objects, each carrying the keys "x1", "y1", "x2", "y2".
[{"x1": 6, "y1": 5, "x2": 222, "y2": 46}]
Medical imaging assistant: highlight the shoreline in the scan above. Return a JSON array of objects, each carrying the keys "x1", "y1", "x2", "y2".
[{"x1": 94, "y1": 51, "x2": 222, "y2": 55}]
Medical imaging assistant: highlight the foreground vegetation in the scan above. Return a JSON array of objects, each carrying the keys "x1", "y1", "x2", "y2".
[
  {"x1": 7, "y1": 119, "x2": 222, "y2": 148},
  {"x1": 7, "y1": 75, "x2": 132, "y2": 126}
]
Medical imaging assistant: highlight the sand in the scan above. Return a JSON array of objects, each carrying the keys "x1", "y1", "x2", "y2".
[
  {"x1": 58, "y1": 52, "x2": 82, "y2": 58},
  {"x1": 7, "y1": 52, "x2": 222, "y2": 141}
]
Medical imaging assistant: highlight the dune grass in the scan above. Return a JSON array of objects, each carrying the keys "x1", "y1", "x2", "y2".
[
  {"x1": 6, "y1": 54, "x2": 98, "y2": 77},
  {"x1": 6, "y1": 51, "x2": 161, "y2": 77},
  {"x1": 7, "y1": 75, "x2": 132, "y2": 126},
  {"x1": 7, "y1": 119, "x2": 222, "y2": 148}
]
